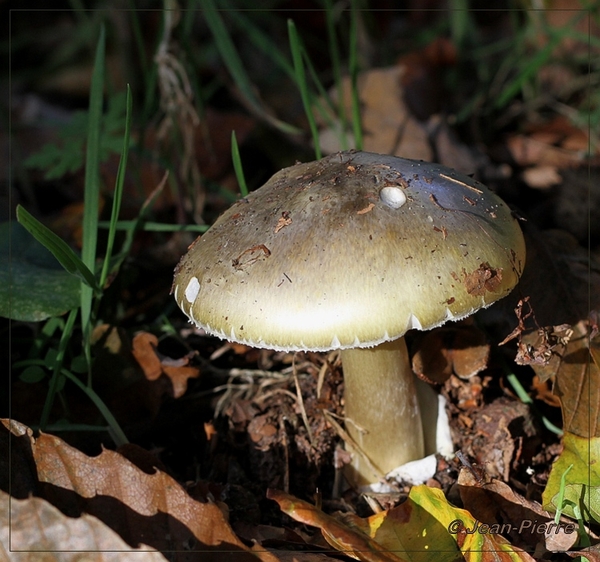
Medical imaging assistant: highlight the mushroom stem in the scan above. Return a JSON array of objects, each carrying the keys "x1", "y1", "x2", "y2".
[{"x1": 341, "y1": 337, "x2": 424, "y2": 487}]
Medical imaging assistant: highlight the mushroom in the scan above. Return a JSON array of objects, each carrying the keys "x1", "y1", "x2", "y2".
[{"x1": 172, "y1": 150, "x2": 526, "y2": 487}]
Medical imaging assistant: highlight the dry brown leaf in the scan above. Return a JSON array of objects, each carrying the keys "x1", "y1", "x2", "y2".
[
  {"x1": 318, "y1": 66, "x2": 433, "y2": 162},
  {"x1": 1, "y1": 489, "x2": 165, "y2": 561},
  {"x1": 553, "y1": 319, "x2": 600, "y2": 438},
  {"x1": 468, "y1": 398, "x2": 539, "y2": 482},
  {"x1": 270, "y1": 554, "x2": 340, "y2": 562},
  {"x1": 412, "y1": 324, "x2": 489, "y2": 384},
  {"x1": 521, "y1": 165, "x2": 562, "y2": 190},
  {"x1": 507, "y1": 115, "x2": 592, "y2": 172},
  {"x1": 531, "y1": 375, "x2": 562, "y2": 408},
  {"x1": 267, "y1": 489, "x2": 402, "y2": 562},
  {"x1": 132, "y1": 332, "x2": 163, "y2": 381},
  {"x1": 91, "y1": 324, "x2": 124, "y2": 353},
  {"x1": 132, "y1": 331, "x2": 200, "y2": 398},
  {"x1": 1, "y1": 420, "x2": 276, "y2": 562},
  {"x1": 160, "y1": 364, "x2": 200, "y2": 398},
  {"x1": 507, "y1": 134, "x2": 586, "y2": 169}
]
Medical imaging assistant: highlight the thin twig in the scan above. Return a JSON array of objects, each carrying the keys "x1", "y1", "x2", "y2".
[
  {"x1": 293, "y1": 354, "x2": 315, "y2": 448},
  {"x1": 322, "y1": 410, "x2": 388, "y2": 485}
]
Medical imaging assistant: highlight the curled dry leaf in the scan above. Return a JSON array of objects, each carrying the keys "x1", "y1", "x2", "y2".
[
  {"x1": 132, "y1": 331, "x2": 200, "y2": 398},
  {"x1": 267, "y1": 489, "x2": 401, "y2": 562},
  {"x1": 1, "y1": 489, "x2": 166, "y2": 561}
]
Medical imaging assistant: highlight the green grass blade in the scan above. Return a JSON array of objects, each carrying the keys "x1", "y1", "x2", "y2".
[
  {"x1": 108, "y1": 172, "x2": 171, "y2": 271},
  {"x1": 80, "y1": 26, "x2": 106, "y2": 369},
  {"x1": 448, "y1": 0, "x2": 470, "y2": 51},
  {"x1": 494, "y1": 35, "x2": 559, "y2": 110},
  {"x1": 128, "y1": 3, "x2": 148, "y2": 71},
  {"x1": 554, "y1": 463, "x2": 574, "y2": 525},
  {"x1": 506, "y1": 371, "x2": 563, "y2": 435},
  {"x1": 288, "y1": 19, "x2": 322, "y2": 160},
  {"x1": 202, "y1": 0, "x2": 300, "y2": 136},
  {"x1": 227, "y1": 9, "x2": 295, "y2": 80},
  {"x1": 201, "y1": 0, "x2": 250, "y2": 99},
  {"x1": 99, "y1": 85, "x2": 132, "y2": 288},
  {"x1": 348, "y1": 0, "x2": 363, "y2": 150},
  {"x1": 324, "y1": 0, "x2": 348, "y2": 151},
  {"x1": 231, "y1": 130, "x2": 249, "y2": 197},
  {"x1": 39, "y1": 307, "x2": 78, "y2": 429},
  {"x1": 16, "y1": 205, "x2": 99, "y2": 293}
]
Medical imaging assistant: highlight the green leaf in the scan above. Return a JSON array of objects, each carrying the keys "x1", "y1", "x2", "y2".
[
  {"x1": 0, "y1": 221, "x2": 81, "y2": 321},
  {"x1": 70, "y1": 354, "x2": 89, "y2": 374},
  {"x1": 288, "y1": 19, "x2": 321, "y2": 160},
  {"x1": 543, "y1": 432, "x2": 600, "y2": 525},
  {"x1": 15, "y1": 206, "x2": 100, "y2": 294},
  {"x1": 19, "y1": 365, "x2": 47, "y2": 384}
]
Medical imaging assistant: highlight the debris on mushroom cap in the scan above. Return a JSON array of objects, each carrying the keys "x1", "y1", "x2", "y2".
[{"x1": 173, "y1": 150, "x2": 526, "y2": 352}]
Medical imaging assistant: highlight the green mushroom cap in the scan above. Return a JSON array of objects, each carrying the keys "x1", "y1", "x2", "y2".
[{"x1": 173, "y1": 151, "x2": 526, "y2": 351}]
